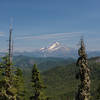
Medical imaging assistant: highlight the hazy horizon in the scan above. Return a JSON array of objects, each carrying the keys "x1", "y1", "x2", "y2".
[{"x1": 0, "y1": 0, "x2": 100, "y2": 52}]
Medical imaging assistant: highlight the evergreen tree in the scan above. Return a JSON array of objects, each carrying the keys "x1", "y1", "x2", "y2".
[
  {"x1": 76, "y1": 39, "x2": 91, "y2": 100},
  {"x1": 30, "y1": 64, "x2": 46, "y2": 100},
  {"x1": 0, "y1": 55, "x2": 17, "y2": 100},
  {"x1": 14, "y1": 68, "x2": 26, "y2": 100}
]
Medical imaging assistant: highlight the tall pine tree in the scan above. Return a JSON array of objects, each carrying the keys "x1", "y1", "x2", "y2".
[
  {"x1": 76, "y1": 38, "x2": 91, "y2": 100},
  {"x1": 30, "y1": 64, "x2": 47, "y2": 100},
  {"x1": 0, "y1": 55, "x2": 17, "y2": 100}
]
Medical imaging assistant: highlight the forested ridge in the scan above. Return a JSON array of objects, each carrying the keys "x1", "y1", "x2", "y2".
[{"x1": 0, "y1": 54, "x2": 100, "y2": 100}]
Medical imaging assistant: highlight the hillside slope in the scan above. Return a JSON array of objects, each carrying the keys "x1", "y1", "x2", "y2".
[
  {"x1": 22, "y1": 57, "x2": 100, "y2": 100},
  {"x1": 42, "y1": 61, "x2": 100, "y2": 100},
  {"x1": 13, "y1": 55, "x2": 75, "y2": 71}
]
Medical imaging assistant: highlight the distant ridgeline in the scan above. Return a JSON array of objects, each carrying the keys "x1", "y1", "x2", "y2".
[{"x1": 13, "y1": 55, "x2": 75, "y2": 71}]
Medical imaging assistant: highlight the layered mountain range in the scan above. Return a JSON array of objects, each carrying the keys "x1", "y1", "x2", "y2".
[
  {"x1": 0, "y1": 42, "x2": 100, "y2": 58},
  {"x1": 27, "y1": 42, "x2": 77, "y2": 58}
]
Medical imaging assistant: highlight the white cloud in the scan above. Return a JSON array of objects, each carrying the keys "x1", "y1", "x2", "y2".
[
  {"x1": 0, "y1": 32, "x2": 4, "y2": 37},
  {"x1": 15, "y1": 32, "x2": 81, "y2": 40},
  {"x1": 13, "y1": 32, "x2": 82, "y2": 52}
]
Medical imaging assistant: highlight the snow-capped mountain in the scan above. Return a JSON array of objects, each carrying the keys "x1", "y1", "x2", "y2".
[
  {"x1": 37, "y1": 42, "x2": 77, "y2": 58},
  {"x1": 1, "y1": 41, "x2": 100, "y2": 58},
  {"x1": 39, "y1": 42, "x2": 61, "y2": 52},
  {"x1": 48, "y1": 42, "x2": 62, "y2": 51},
  {"x1": 0, "y1": 42, "x2": 76, "y2": 58},
  {"x1": 40, "y1": 42, "x2": 70, "y2": 52}
]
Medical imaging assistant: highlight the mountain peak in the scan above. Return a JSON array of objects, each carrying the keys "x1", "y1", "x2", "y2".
[
  {"x1": 48, "y1": 42, "x2": 60, "y2": 51},
  {"x1": 38, "y1": 42, "x2": 74, "y2": 57}
]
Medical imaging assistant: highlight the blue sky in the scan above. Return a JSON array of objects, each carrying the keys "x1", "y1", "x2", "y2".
[{"x1": 0, "y1": 0, "x2": 100, "y2": 52}]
